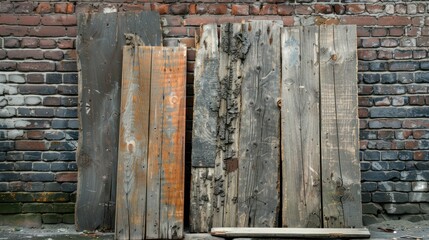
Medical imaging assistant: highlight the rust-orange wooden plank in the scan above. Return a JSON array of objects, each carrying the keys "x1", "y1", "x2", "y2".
[
  {"x1": 115, "y1": 46, "x2": 151, "y2": 240},
  {"x1": 158, "y1": 47, "x2": 187, "y2": 239}
]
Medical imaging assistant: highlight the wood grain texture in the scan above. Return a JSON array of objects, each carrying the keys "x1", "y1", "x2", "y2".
[
  {"x1": 192, "y1": 24, "x2": 220, "y2": 168},
  {"x1": 211, "y1": 227, "x2": 370, "y2": 238},
  {"x1": 190, "y1": 168, "x2": 214, "y2": 233},
  {"x1": 320, "y1": 25, "x2": 362, "y2": 228},
  {"x1": 281, "y1": 26, "x2": 322, "y2": 228},
  {"x1": 115, "y1": 46, "x2": 151, "y2": 240},
  {"x1": 158, "y1": 47, "x2": 187, "y2": 239},
  {"x1": 237, "y1": 21, "x2": 281, "y2": 228},
  {"x1": 76, "y1": 11, "x2": 161, "y2": 231}
]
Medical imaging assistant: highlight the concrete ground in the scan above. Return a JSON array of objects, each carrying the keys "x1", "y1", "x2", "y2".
[{"x1": 1, "y1": 221, "x2": 429, "y2": 239}]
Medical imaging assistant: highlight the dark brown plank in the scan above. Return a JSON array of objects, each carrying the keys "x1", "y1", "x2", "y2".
[
  {"x1": 236, "y1": 21, "x2": 282, "y2": 227},
  {"x1": 281, "y1": 26, "x2": 322, "y2": 228},
  {"x1": 76, "y1": 11, "x2": 161, "y2": 231},
  {"x1": 320, "y1": 25, "x2": 362, "y2": 228},
  {"x1": 115, "y1": 46, "x2": 151, "y2": 240}
]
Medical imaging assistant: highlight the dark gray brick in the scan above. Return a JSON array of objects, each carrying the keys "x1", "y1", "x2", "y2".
[
  {"x1": 50, "y1": 162, "x2": 68, "y2": 172},
  {"x1": 59, "y1": 152, "x2": 75, "y2": 161},
  {"x1": 44, "y1": 182, "x2": 61, "y2": 192},
  {"x1": 370, "y1": 107, "x2": 407, "y2": 118},
  {"x1": 364, "y1": 151, "x2": 380, "y2": 161},
  {"x1": 20, "y1": 173, "x2": 54, "y2": 182},
  {"x1": 0, "y1": 172, "x2": 20, "y2": 181},
  {"x1": 61, "y1": 183, "x2": 76, "y2": 192},
  {"x1": 362, "y1": 182, "x2": 377, "y2": 192},
  {"x1": 32, "y1": 162, "x2": 50, "y2": 171},
  {"x1": 55, "y1": 108, "x2": 77, "y2": 118},
  {"x1": 63, "y1": 74, "x2": 77, "y2": 84},
  {"x1": 49, "y1": 141, "x2": 76, "y2": 151},
  {"x1": 23, "y1": 152, "x2": 42, "y2": 161},
  {"x1": 372, "y1": 192, "x2": 408, "y2": 203},
  {"x1": 361, "y1": 161, "x2": 371, "y2": 171},
  {"x1": 51, "y1": 119, "x2": 68, "y2": 129},
  {"x1": 362, "y1": 192, "x2": 371, "y2": 203},
  {"x1": 363, "y1": 74, "x2": 380, "y2": 84},
  {"x1": 409, "y1": 192, "x2": 429, "y2": 202},
  {"x1": 381, "y1": 73, "x2": 397, "y2": 84},
  {"x1": 24, "y1": 182, "x2": 44, "y2": 192},
  {"x1": 415, "y1": 72, "x2": 429, "y2": 83},
  {"x1": 408, "y1": 107, "x2": 429, "y2": 117},
  {"x1": 46, "y1": 74, "x2": 62, "y2": 84},
  {"x1": 362, "y1": 171, "x2": 400, "y2": 181},
  {"x1": 6, "y1": 152, "x2": 24, "y2": 161},
  {"x1": 42, "y1": 152, "x2": 59, "y2": 161},
  {"x1": 397, "y1": 73, "x2": 414, "y2": 84},
  {"x1": 369, "y1": 62, "x2": 388, "y2": 71},
  {"x1": 0, "y1": 141, "x2": 14, "y2": 151},
  {"x1": 399, "y1": 151, "x2": 413, "y2": 160},
  {"x1": 381, "y1": 151, "x2": 398, "y2": 160},
  {"x1": 384, "y1": 203, "x2": 420, "y2": 214},
  {"x1": 13, "y1": 162, "x2": 32, "y2": 171},
  {"x1": 371, "y1": 162, "x2": 389, "y2": 171},
  {"x1": 0, "y1": 162, "x2": 14, "y2": 171},
  {"x1": 44, "y1": 131, "x2": 65, "y2": 140},
  {"x1": 389, "y1": 161, "x2": 405, "y2": 170},
  {"x1": 362, "y1": 203, "x2": 383, "y2": 214}
]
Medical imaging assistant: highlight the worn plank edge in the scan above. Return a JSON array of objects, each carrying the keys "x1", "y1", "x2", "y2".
[{"x1": 210, "y1": 228, "x2": 370, "y2": 238}]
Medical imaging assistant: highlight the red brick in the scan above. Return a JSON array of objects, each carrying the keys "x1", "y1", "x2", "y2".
[
  {"x1": 249, "y1": 4, "x2": 260, "y2": 15},
  {"x1": 39, "y1": 39, "x2": 56, "y2": 49},
  {"x1": 0, "y1": 50, "x2": 5, "y2": 60},
  {"x1": 207, "y1": 4, "x2": 227, "y2": 15},
  {"x1": 26, "y1": 130, "x2": 45, "y2": 140},
  {"x1": 0, "y1": 26, "x2": 29, "y2": 37},
  {"x1": 389, "y1": 28, "x2": 404, "y2": 36},
  {"x1": 188, "y1": 4, "x2": 196, "y2": 15},
  {"x1": 15, "y1": 141, "x2": 47, "y2": 151},
  {"x1": 232, "y1": 4, "x2": 249, "y2": 16},
  {"x1": 151, "y1": 3, "x2": 169, "y2": 15},
  {"x1": 0, "y1": 15, "x2": 18, "y2": 25},
  {"x1": 346, "y1": 4, "x2": 365, "y2": 14},
  {"x1": 334, "y1": 4, "x2": 345, "y2": 14},
  {"x1": 366, "y1": 4, "x2": 384, "y2": 14},
  {"x1": 41, "y1": 15, "x2": 76, "y2": 26},
  {"x1": 405, "y1": 140, "x2": 418, "y2": 150},
  {"x1": 358, "y1": 97, "x2": 372, "y2": 107},
  {"x1": 413, "y1": 130, "x2": 428, "y2": 139},
  {"x1": 422, "y1": 27, "x2": 429, "y2": 36},
  {"x1": 414, "y1": 151, "x2": 427, "y2": 160},
  {"x1": 295, "y1": 5, "x2": 313, "y2": 15},
  {"x1": 378, "y1": 16, "x2": 411, "y2": 26},
  {"x1": 340, "y1": 16, "x2": 377, "y2": 26},
  {"x1": 403, "y1": 120, "x2": 429, "y2": 129},
  {"x1": 195, "y1": 4, "x2": 207, "y2": 14},
  {"x1": 380, "y1": 39, "x2": 399, "y2": 48},
  {"x1": 184, "y1": 16, "x2": 217, "y2": 26},
  {"x1": 14, "y1": 2, "x2": 35, "y2": 14},
  {"x1": 57, "y1": 39, "x2": 74, "y2": 49},
  {"x1": 44, "y1": 51, "x2": 64, "y2": 61},
  {"x1": 17, "y1": 62, "x2": 55, "y2": 72},
  {"x1": 56, "y1": 61, "x2": 77, "y2": 72},
  {"x1": 407, "y1": 27, "x2": 419, "y2": 37},
  {"x1": 27, "y1": 74, "x2": 44, "y2": 84},
  {"x1": 413, "y1": 50, "x2": 427, "y2": 59},
  {"x1": 66, "y1": 27, "x2": 77, "y2": 37},
  {"x1": 378, "y1": 50, "x2": 393, "y2": 60},
  {"x1": 7, "y1": 50, "x2": 44, "y2": 60},
  {"x1": 361, "y1": 38, "x2": 380, "y2": 48},
  {"x1": 21, "y1": 38, "x2": 39, "y2": 48},
  {"x1": 314, "y1": 4, "x2": 332, "y2": 14},
  {"x1": 169, "y1": 4, "x2": 188, "y2": 15},
  {"x1": 29, "y1": 26, "x2": 67, "y2": 37},
  {"x1": 394, "y1": 50, "x2": 412, "y2": 60},
  {"x1": 260, "y1": 4, "x2": 277, "y2": 15},
  {"x1": 358, "y1": 50, "x2": 377, "y2": 60},
  {"x1": 36, "y1": 2, "x2": 52, "y2": 14},
  {"x1": 372, "y1": 28, "x2": 387, "y2": 37},
  {"x1": 64, "y1": 50, "x2": 77, "y2": 60},
  {"x1": 283, "y1": 16, "x2": 294, "y2": 26},
  {"x1": 178, "y1": 38, "x2": 195, "y2": 48},
  {"x1": 18, "y1": 16, "x2": 41, "y2": 26},
  {"x1": 4, "y1": 38, "x2": 20, "y2": 48},
  {"x1": 161, "y1": 15, "x2": 182, "y2": 27},
  {"x1": 357, "y1": 27, "x2": 370, "y2": 37},
  {"x1": 54, "y1": 3, "x2": 75, "y2": 14},
  {"x1": 121, "y1": 4, "x2": 149, "y2": 12},
  {"x1": 409, "y1": 96, "x2": 426, "y2": 105},
  {"x1": 55, "y1": 172, "x2": 77, "y2": 182},
  {"x1": 359, "y1": 108, "x2": 369, "y2": 118},
  {"x1": 277, "y1": 4, "x2": 293, "y2": 16}
]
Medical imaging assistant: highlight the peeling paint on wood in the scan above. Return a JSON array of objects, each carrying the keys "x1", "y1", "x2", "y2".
[{"x1": 76, "y1": 11, "x2": 162, "y2": 232}]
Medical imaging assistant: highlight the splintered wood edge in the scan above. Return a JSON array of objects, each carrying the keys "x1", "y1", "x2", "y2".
[{"x1": 210, "y1": 228, "x2": 371, "y2": 238}]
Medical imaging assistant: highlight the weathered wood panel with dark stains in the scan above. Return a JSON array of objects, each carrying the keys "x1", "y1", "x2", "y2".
[
  {"x1": 236, "y1": 21, "x2": 282, "y2": 228},
  {"x1": 76, "y1": 11, "x2": 161, "y2": 231},
  {"x1": 320, "y1": 25, "x2": 362, "y2": 228},
  {"x1": 115, "y1": 46, "x2": 151, "y2": 240},
  {"x1": 281, "y1": 26, "x2": 322, "y2": 228}
]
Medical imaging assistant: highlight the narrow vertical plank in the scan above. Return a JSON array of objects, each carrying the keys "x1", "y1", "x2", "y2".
[
  {"x1": 159, "y1": 47, "x2": 187, "y2": 239},
  {"x1": 281, "y1": 26, "x2": 322, "y2": 228},
  {"x1": 237, "y1": 21, "x2": 281, "y2": 227},
  {"x1": 320, "y1": 25, "x2": 362, "y2": 228},
  {"x1": 76, "y1": 11, "x2": 162, "y2": 231},
  {"x1": 190, "y1": 168, "x2": 214, "y2": 232},
  {"x1": 115, "y1": 46, "x2": 151, "y2": 240},
  {"x1": 190, "y1": 24, "x2": 218, "y2": 233}
]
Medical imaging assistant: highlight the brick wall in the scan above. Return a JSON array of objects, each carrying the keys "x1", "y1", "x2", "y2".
[{"x1": 0, "y1": 0, "x2": 428, "y2": 227}]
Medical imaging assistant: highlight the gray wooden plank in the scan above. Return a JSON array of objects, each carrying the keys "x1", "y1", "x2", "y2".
[
  {"x1": 192, "y1": 24, "x2": 220, "y2": 168},
  {"x1": 115, "y1": 46, "x2": 151, "y2": 240},
  {"x1": 190, "y1": 168, "x2": 215, "y2": 233},
  {"x1": 211, "y1": 227, "x2": 371, "y2": 238},
  {"x1": 236, "y1": 21, "x2": 281, "y2": 227},
  {"x1": 76, "y1": 11, "x2": 161, "y2": 231},
  {"x1": 320, "y1": 25, "x2": 362, "y2": 228},
  {"x1": 281, "y1": 26, "x2": 322, "y2": 228}
]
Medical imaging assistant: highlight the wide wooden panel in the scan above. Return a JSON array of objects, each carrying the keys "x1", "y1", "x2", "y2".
[
  {"x1": 281, "y1": 26, "x2": 322, "y2": 228},
  {"x1": 320, "y1": 25, "x2": 362, "y2": 228},
  {"x1": 76, "y1": 11, "x2": 161, "y2": 231},
  {"x1": 237, "y1": 21, "x2": 282, "y2": 227},
  {"x1": 115, "y1": 47, "x2": 151, "y2": 240}
]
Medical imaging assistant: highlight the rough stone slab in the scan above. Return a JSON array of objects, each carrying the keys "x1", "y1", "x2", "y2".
[
  {"x1": 0, "y1": 213, "x2": 42, "y2": 228},
  {"x1": 184, "y1": 233, "x2": 225, "y2": 240}
]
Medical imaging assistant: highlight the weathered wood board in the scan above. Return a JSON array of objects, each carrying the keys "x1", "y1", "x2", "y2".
[
  {"x1": 281, "y1": 26, "x2": 322, "y2": 228},
  {"x1": 211, "y1": 227, "x2": 371, "y2": 238},
  {"x1": 115, "y1": 46, "x2": 186, "y2": 240},
  {"x1": 76, "y1": 11, "x2": 162, "y2": 231},
  {"x1": 320, "y1": 25, "x2": 362, "y2": 228},
  {"x1": 236, "y1": 21, "x2": 281, "y2": 228}
]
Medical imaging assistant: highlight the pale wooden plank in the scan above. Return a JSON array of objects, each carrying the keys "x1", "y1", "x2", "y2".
[
  {"x1": 281, "y1": 26, "x2": 322, "y2": 228},
  {"x1": 115, "y1": 46, "x2": 151, "y2": 240},
  {"x1": 211, "y1": 227, "x2": 371, "y2": 238},
  {"x1": 237, "y1": 21, "x2": 281, "y2": 227},
  {"x1": 76, "y1": 11, "x2": 161, "y2": 231},
  {"x1": 159, "y1": 46, "x2": 187, "y2": 239},
  {"x1": 320, "y1": 26, "x2": 362, "y2": 227},
  {"x1": 192, "y1": 24, "x2": 220, "y2": 168},
  {"x1": 190, "y1": 168, "x2": 215, "y2": 233},
  {"x1": 190, "y1": 24, "x2": 218, "y2": 233},
  {"x1": 320, "y1": 25, "x2": 362, "y2": 228},
  {"x1": 146, "y1": 47, "x2": 163, "y2": 239}
]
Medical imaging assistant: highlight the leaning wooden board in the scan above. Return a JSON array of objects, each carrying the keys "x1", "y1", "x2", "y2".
[
  {"x1": 190, "y1": 21, "x2": 282, "y2": 231},
  {"x1": 76, "y1": 11, "x2": 162, "y2": 231},
  {"x1": 115, "y1": 46, "x2": 186, "y2": 240}
]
